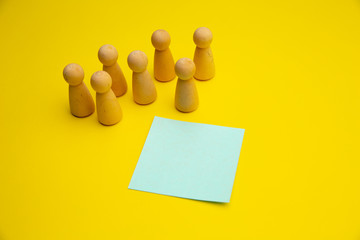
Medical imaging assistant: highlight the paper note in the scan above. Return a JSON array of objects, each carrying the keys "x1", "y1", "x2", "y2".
[{"x1": 128, "y1": 116, "x2": 245, "y2": 203}]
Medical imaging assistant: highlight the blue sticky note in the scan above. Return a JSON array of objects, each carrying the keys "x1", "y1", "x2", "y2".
[{"x1": 128, "y1": 116, "x2": 245, "y2": 203}]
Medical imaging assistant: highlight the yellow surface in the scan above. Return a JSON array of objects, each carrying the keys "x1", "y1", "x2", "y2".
[{"x1": 0, "y1": 0, "x2": 359, "y2": 239}]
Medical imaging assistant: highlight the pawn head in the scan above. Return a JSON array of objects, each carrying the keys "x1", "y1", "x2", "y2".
[
  {"x1": 127, "y1": 50, "x2": 148, "y2": 72},
  {"x1": 90, "y1": 71, "x2": 112, "y2": 93},
  {"x1": 193, "y1": 27, "x2": 213, "y2": 48},
  {"x1": 151, "y1": 29, "x2": 171, "y2": 51},
  {"x1": 63, "y1": 63, "x2": 84, "y2": 86},
  {"x1": 98, "y1": 44, "x2": 118, "y2": 66},
  {"x1": 175, "y1": 58, "x2": 196, "y2": 80}
]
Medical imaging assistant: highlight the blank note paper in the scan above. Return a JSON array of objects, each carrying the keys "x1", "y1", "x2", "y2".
[{"x1": 128, "y1": 116, "x2": 245, "y2": 203}]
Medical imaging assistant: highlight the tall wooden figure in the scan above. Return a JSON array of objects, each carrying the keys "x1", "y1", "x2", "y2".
[
  {"x1": 90, "y1": 71, "x2": 122, "y2": 126},
  {"x1": 98, "y1": 44, "x2": 127, "y2": 97},
  {"x1": 127, "y1": 50, "x2": 157, "y2": 105},
  {"x1": 63, "y1": 63, "x2": 95, "y2": 117},
  {"x1": 193, "y1": 27, "x2": 215, "y2": 80},
  {"x1": 175, "y1": 58, "x2": 199, "y2": 113},
  {"x1": 151, "y1": 29, "x2": 175, "y2": 82}
]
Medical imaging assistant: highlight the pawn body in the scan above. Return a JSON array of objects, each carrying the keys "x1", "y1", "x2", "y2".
[
  {"x1": 132, "y1": 71, "x2": 157, "y2": 104},
  {"x1": 91, "y1": 71, "x2": 122, "y2": 126},
  {"x1": 154, "y1": 49, "x2": 175, "y2": 82},
  {"x1": 95, "y1": 90, "x2": 122, "y2": 126},
  {"x1": 175, "y1": 58, "x2": 199, "y2": 113},
  {"x1": 152, "y1": 29, "x2": 175, "y2": 82},
  {"x1": 128, "y1": 50, "x2": 157, "y2": 105},
  {"x1": 98, "y1": 44, "x2": 127, "y2": 97},
  {"x1": 193, "y1": 27, "x2": 215, "y2": 80},
  {"x1": 63, "y1": 63, "x2": 94, "y2": 117},
  {"x1": 193, "y1": 47, "x2": 215, "y2": 80},
  {"x1": 68, "y1": 82, "x2": 95, "y2": 117},
  {"x1": 175, "y1": 78, "x2": 199, "y2": 113},
  {"x1": 103, "y1": 64, "x2": 127, "y2": 96}
]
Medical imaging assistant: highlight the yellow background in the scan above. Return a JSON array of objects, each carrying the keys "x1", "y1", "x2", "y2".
[{"x1": 0, "y1": 0, "x2": 359, "y2": 239}]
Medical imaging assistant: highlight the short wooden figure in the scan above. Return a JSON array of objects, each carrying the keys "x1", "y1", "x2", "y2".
[
  {"x1": 174, "y1": 58, "x2": 199, "y2": 113},
  {"x1": 98, "y1": 44, "x2": 127, "y2": 97},
  {"x1": 63, "y1": 63, "x2": 95, "y2": 117},
  {"x1": 193, "y1": 27, "x2": 215, "y2": 80},
  {"x1": 151, "y1": 29, "x2": 175, "y2": 82},
  {"x1": 127, "y1": 50, "x2": 157, "y2": 105},
  {"x1": 90, "y1": 71, "x2": 122, "y2": 126}
]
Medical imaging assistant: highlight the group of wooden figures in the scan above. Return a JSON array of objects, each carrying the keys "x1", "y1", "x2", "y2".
[{"x1": 63, "y1": 27, "x2": 215, "y2": 126}]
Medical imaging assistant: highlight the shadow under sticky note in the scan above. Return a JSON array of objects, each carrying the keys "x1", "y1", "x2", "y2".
[{"x1": 128, "y1": 116, "x2": 245, "y2": 203}]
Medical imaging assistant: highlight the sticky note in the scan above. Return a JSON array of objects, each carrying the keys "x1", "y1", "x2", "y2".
[{"x1": 128, "y1": 116, "x2": 245, "y2": 203}]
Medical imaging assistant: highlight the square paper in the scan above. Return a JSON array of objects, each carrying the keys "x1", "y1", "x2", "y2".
[{"x1": 128, "y1": 116, "x2": 245, "y2": 203}]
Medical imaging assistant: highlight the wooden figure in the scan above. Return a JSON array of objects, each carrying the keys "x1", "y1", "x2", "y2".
[
  {"x1": 174, "y1": 58, "x2": 199, "y2": 113},
  {"x1": 193, "y1": 27, "x2": 215, "y2": 80},
  {"x1": 90, "y1": 71, "x2": 122, "y2": 126},
  {"x1": 151, "y1": 29, "x2": 175, "y2": 82},
  {"x1": 127, "y1": 50, "x2": 157, "y2": 105},
  {"x1": 98, "y1": 44, "x2": 127, "y2": 97},
  {"x1": 63, "y1": 63, "x2": 95, "y2": 117}
]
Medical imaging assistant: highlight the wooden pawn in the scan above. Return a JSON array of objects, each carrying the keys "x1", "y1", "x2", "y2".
[
  {"x1": 175, "y1": 58, "x2": 199, "y2": 112},
  {"x1": 90, "y1": 71, "x2": 122, "y2": 126},
  {"x1": 193, "y1": 27, "x2": 215, "y2": 80},
  {"x1": 127, "y1": 50, "x2": 157, "y2": 105},
  {"x1": 98, "y1": 44, "x2": 127, "y2": 97},
  {"x1": 63, "y1": 63, "x2": 95, "y2": 117},
  {"x1": 151, "y1": 29, "x2": 175, "y2": 82}
]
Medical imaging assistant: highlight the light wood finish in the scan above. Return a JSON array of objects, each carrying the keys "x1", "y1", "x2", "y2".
[
  {"x1": 127, "y1": 50, "x2": 157, "y2": 105},
  {"x1": 90, "y1": 71, "x2": 122, "y2": 126},
  {"x1": 98, "y1": 44, "x2": 127, "y2": 97},
  {"x1": 193, "y1": 27, "x2": 215, "y2": 80},
  {"x1": 174, "y1": 58, "x2": 199, "y2": 113},
  {"x1": 63, "y1": 63, "x2": 95, "y2": 118},
  {"x1": 151, "y1": 29, "x2": 175, "y2": 82}
]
